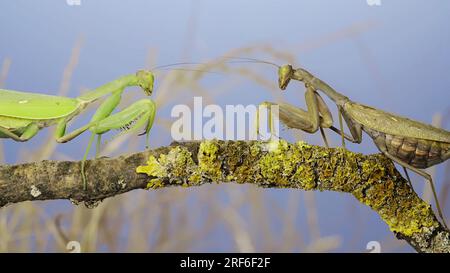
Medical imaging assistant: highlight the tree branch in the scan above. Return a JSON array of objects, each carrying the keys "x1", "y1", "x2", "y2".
[{"x1": 0, "y1": 140, "x2": 448, "y2": 252}]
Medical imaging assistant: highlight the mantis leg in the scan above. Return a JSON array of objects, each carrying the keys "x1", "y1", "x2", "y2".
[
  {"x1": 80, "y1": 99, "x2": 156, "y2": 190},
  {"x1": 81, "y1": 133, "x2": 96, "y2": 190},
  {"x1": 377, "y1": 145, "x2": 448, "y2": 229},
  {"x1": 56, "y1": 90, "x2": 125, "y2": 190},
  {"x1": 314, "y1": 89, "x2": 333, "y2": 148},
  {"x1": 95, "y1": 135, "x2": 102, "y2": 157},
  {"x1": 338, "y1": 109, "x2": 346, "y2": 148},
  {"x1": 402, "y1": 167, "x2": 414, "y2": 189},
  {"x1": 55, "y1": 91, "x2": 124, "y2": 189},
  {"x1": 55, "y1": 89, "x2": 155, "y2": 190},
  {"x1": 319, "y1": 127, "x2": 329, "y2": 148},
  {"x1": 258, "y1": 85, "x2": 334, "y2": 146},
  {"x1": 256, "y1": 102, "x2": 280, "y2": 139},
  {"x1": 314, "y1": 89, "x2": 333, "y2": 128},
  {"x1": 257, "y1": 101, "x2": 333, "y2": 144},
  {"x1": 328, "y1": 124, "x2": 362, "y2": 144},
  {"x1": 80, "y1": 134, "x2": 105, "y2": 191},
  {"x1": 55, "y1": 90, "x2": 124, "y2": 143},
  {"x1": 88, "y1": 99, "x2": 156, "y2": 143},
  {"x1": 0, "y1": 123, "x2": 40, "y2": 142},
  {"x1": 55, "y1": 68, "x2": 154, "y2": 143},
  {"x1": 329, "y1": 107, "x2": 363, "y2": 148}
]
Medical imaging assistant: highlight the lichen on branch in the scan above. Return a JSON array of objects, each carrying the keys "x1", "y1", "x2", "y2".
[
  {"x1": 137, "y1": 140, "x2": 442, "y2": 235},
  {"x1": 0, "y1": 140, "x2": 449, "y2": 252}
]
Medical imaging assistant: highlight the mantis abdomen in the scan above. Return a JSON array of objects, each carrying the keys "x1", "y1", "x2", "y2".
[{"x1": 364, "y1": 127, "x2": 450, "y2": 169}]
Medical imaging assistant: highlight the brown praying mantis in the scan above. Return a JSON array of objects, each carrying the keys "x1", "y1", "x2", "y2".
[{"x1": 242, "y1": 58, "x2": 450, "y2": 229}]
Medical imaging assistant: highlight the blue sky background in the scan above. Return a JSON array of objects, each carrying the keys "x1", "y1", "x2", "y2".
[{"x1": 0, "y1": 0, "x2": 449, "y2": 252}]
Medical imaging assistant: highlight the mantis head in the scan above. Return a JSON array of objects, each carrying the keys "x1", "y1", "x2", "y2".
[
  {"x1": 278, "y1": 64, "x2": 293, "y2": 90},
  {"x1": 136, "y1": 70, "x2": 155, "y2": 95}
]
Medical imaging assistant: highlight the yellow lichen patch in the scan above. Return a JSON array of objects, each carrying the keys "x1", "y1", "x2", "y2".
[
  {"x1": 381, "y1": 197, "x2": 437, "y2": 236},
  {"x1": 258, "y1": 140, "x2": 290, "y2": 185},
  {"x1": 361, "y1": 159, "x2": 386, "y2": 183},
  {"x1": 146, "y1": 178, "x2": 165, "y2": 189},
  {"x1": 351, "y1": 165, "x2": 438, "y2": 236},
  {"x1": 347, "y1": 152, "x2": 438, "y2": 236},
  {"x1": 165, "y1": 146, "x2": 196, "y2": 178},
  {"x1": 258, "y1": 154, "x2": 288, "y2": 185},
  {"x1": 222, "y1": 141, "x2": 246, "y2": 176},
  {"x1": 136, "y1": 155, "x2": 167, "y2": 178},
  {"x1": 230, "y1": 142, "x2": 262, "y2": 183},
  {"x1": 315, "y1": 158, "x2": 334, "y2": 182},
  {"x1": 187, "y1": 171, "x2": 199, "y2": 183},
  {"x1": 137, "y1": 146, "x2": 200, "y2": 187},
  {"x1": 358, "y1": 179, "x2": 394, "y2": 208},
  {"x1": 198, "y1": 140, "x2": 222, "y2": 181},
  {"x1": 257, "y1": 140, "x2": 317, "y2": 188},
  {"x1": 292, "y1": 165, "x2": 316, "y2": 190},
  {"x1": 295, "y1": 141, "x2": 313, "y2": 162},
  {"x1": 331, "y1": 149, "x2": 361, "y2": 192},
  {"x1": 250, "y1": 142, "x2": 261, "y2": 157},
  {"x1": 296, "y1": 140, "x2": 312, "y2": 149}
]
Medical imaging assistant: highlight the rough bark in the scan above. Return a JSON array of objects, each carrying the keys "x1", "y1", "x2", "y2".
[{"x1": 0, "y1": 140, "x2": 448, "y2": 253}]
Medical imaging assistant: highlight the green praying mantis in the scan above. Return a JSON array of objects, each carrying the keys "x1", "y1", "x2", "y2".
[
  {"x1": 246, "y1": 59, "x2": 450, "y2": 228},
  {"x1": 0, "y1": 62, "x2": 214, "y2": 191},
  {"x1": 0, "y1": 70, "x2": 158, "y2": 190}
]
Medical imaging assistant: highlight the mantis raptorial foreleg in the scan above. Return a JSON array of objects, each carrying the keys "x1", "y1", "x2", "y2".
[
  {"x1": 52, "y1": 86, "x2": 155, "y2": 190},
  {"x1": 77, "y1": 99, "x2": 156, "y2": 190},
  {"x1": 257, "y1": 85, "x2": 334, "y2": 146},
  {"x1": 256, "y1": 102, "x2": 278, "y2": 140},
  {"x1": 55, "y1": 89, "x2": 124, "y2": 143},
  {"x1": 53, "y1": 90, "x2": 124, "y2": 189}
]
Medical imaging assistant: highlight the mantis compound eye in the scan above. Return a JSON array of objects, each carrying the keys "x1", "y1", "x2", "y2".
[{"x1": 136, "y1": 70, "x2": 154, "y2": 95}]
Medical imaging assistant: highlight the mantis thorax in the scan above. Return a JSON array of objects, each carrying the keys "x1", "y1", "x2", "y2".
[{"x1": 294, "y1": 68, "x2": 349, "y2": 105}]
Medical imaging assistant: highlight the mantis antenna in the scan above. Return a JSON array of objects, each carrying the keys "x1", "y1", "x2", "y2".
[
  {"x1": 151, "y1": 62, "x2": 207, "y2": 70},
  {"x1": 156, "y1": 67, "x2": 223, "y2": 75},
  {"x1": 223, "y1": 57, "x2": 280, "y2": 68},
  {"x1": 150, "y1": 59, "x2": 280, "y2": 73},
  {"x1": 150, "y1": 62, "x2": 224, "y2": 75}
]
